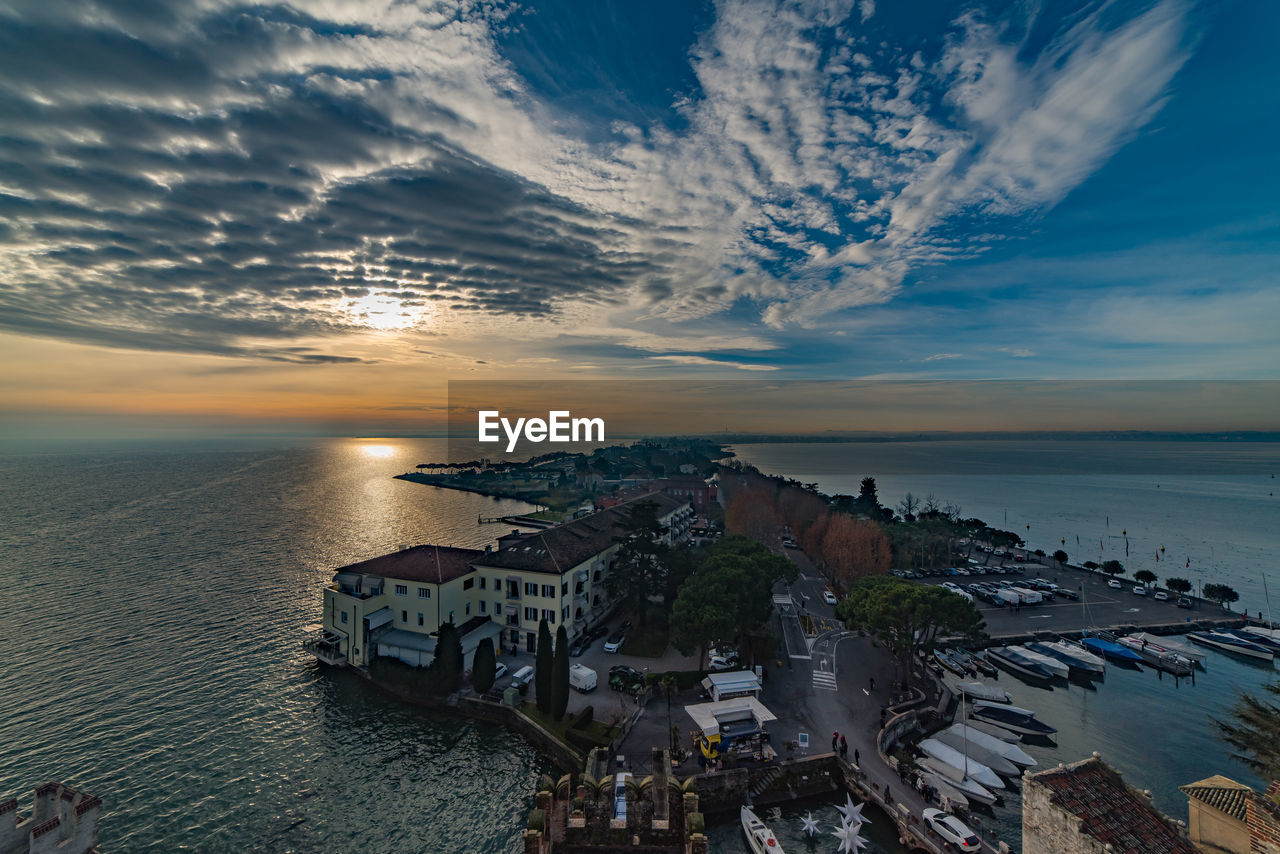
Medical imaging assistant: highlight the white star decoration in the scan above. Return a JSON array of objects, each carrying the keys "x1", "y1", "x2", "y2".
[
  {"x1": 800, "y1": 812, "x2": 820, "y2": 836},
  {"x1": 836, "y1": 794, "x2": 869, "y2": 828},
  {"x1": 832, "y1": 817, "x2": 868, "y2": 853}
]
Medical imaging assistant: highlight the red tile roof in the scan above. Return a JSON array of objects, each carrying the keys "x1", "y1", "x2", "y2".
[
  {"x1": 336, "y1": 545, "x2": 482, "y2": 585},
  {"x1": 1033, "y1": 757, "x2": 1198, "y2": 854}
]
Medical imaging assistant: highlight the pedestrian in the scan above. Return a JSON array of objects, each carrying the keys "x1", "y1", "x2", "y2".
[
  {"x1": 869, "y1": 676, "x2": 875, "y2": 691},
  {"x1": 854, "y1": 748, "x2": 860, "y2": 766},
  {"x1": 831, "y1": 731, "x2": 839, "y2": 752},
  {"x1": 885, "y1": 785, "x2": 891, "y2": 805},
  {"x1": 839, "y1": 734, "x2": 848, "y2": 759}
]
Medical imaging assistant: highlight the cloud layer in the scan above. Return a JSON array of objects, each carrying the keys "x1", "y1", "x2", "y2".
[{"x1": 0, "y1": 0, "x2": 1196, "y2": 361}]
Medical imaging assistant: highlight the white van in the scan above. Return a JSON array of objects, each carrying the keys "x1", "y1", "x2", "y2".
[
  {"x1": 569, "y1": 664, "x2": 597, "y2": 693},
  {"x1": 510, "y1": 665, "x2": 535, "y2": 692}
]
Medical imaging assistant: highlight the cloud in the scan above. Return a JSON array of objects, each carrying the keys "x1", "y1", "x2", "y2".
[
  {"x1": 0, "y1": 0, "x2": 1198, "y2": 364},
  {"x1": 923, "y1": 353, "x2": 964, "y2": 361},
  {"x1": 649, "y1": 355, "x2": 779, "y2": 371}
]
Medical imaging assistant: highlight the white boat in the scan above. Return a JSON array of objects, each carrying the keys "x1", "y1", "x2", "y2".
[
  {"x1": 918, "y1": 739, "x2": 1005, "y2": 789},
  {"x1": 1117, "y1": 635, "x2": 1196, "y2": 670},
  {"x1": 1241, "y1": 625, "x2": 1280, "y2": 642},
  {"x1": 964, "y1": 719, "x2": 1021, "y2": 743},
  {"x1": 917, "y1": 758, "x2": 997, "y2": 805},
  {"x1": 1010, "y1": 645, "x2": 1070, "y2": 679},
  {"x1": 933, "y1": 729, "x2": 1020, "y2": 777},
  {"x1": 1189, "y1": 631, "x2": 1275, "y2": 662},
  {"x1": 944, "y1": 723, "x2": 1037, "y2": 768},
  {"x1": 1028, "y1": 640, "x2": 1106, "y2": 674},
  {"x1": 1124, "y1": 632, "x2": 1205, "y2": 665},
  {"x1": 741, "y1": 805, "x2": 784, "y2": 853},
  {"x1": 946, "y1": 678, "x2": 1011, "y2": 704},
  {"x1": 919, "y1": 772, "x2": 970, "y2": 811},
  {"x1": 1046, "y1": 639, "x2": 1108, "y2": 670}
]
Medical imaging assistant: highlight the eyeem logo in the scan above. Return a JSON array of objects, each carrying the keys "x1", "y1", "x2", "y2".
[{"x1": 478, "y1": 410, "x2": 605, "y2": 453}]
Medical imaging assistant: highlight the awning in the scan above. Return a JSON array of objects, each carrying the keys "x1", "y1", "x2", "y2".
[
  {"x1": 377, "y1": 629, "x2": 437, "y2": 653},
  {"x1": 365, "y1": 607, "x2": 394, "y2": 629},
  {"x1": 684, "y1": 697, "x2": 777, "y2": 738}
]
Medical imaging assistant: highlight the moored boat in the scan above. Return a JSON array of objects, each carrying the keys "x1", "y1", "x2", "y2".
[
  {"x1": 964, "y1": 719, "x2": 1021, "y2": 742},
  {"x1": 933, "y1": 729, "x2": 1020, "y2": 777},
  {"x1": 1009, "y1": 645, "x2": 1070, "y2": 679},
  {"x1": 1026, "y1": 640, "x2": 1105, "y2": 676},
  {"x1": 944, "y1": 723, "x2": 1036, "y2": 768},
  {"x1": 1080, "y1": 635, "x2": 1144, "y2": 665},
  {"x1": 1221, "y1": 629, "x2": 1280, "y2": 653},
  {"x1": 1125, "y1": 632, "x2": 1205, "y2": 666},
  {"x1": 741, "y1": 805, "x2": 784, "y2": 853},
  {"x1": 946, "y1": 678, "x2": 1011, "y2": 704},
  {"x1": 970, "y1": 701, "x2": 1058, "y2": 737},
  {"x1": 1116, "y1": 635, "x2": 1195, "y2": 675},
  {"x1": 934, "y1": 648, "x2": 969, "y2": 676},
  {"x1": 986, "y1": 646, "x2": 1056, "y2": 681},
  {"x1": 916, "y1": 758, "x2": 998, "y2": 805},
  {"x1": 918, "y1": 739, "x2": 1005, "y2": 789},
  {"x1": 957, "y1": 647, "x2": 998, "y2": 677},
  {"x1": 919, "y1": 772, "x2": 970, "y2": 811},
  {"x1": 1188, "y1": 631, "x2": 1275, "y2": 662}
]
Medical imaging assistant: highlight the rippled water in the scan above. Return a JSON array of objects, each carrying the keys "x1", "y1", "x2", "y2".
[{"x1": 0, "y1": 438, "x2": 549, "y2": 851}]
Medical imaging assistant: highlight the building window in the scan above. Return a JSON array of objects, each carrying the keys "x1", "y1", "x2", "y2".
[
  {"x1": 494, "y1": 601, "x2": 501, "y2": 615},
  {"x1": 480, "y1": 577, "x2": 487, "y2": 590},
  {"x1": 561, "y1": 581, "x2": 568, "y2": 596},
  {"x1": 562, "y1": 606, "x2": 569, "y2": 621},
  {"x1": 542, "y1": 609, "x2": 555, "y2": 624},
  {"x1": 541, "y1": 584, "x2": 555, "y2": 598},
  {"x1": 395, "y1": 584, "x2": 408, "y2": 596},
  {"x1": 463, "y1": 578, "x2": 474, "y2": 590},
  {"x1": 401, "y1": 610, "x2": 407, "y2": 623},
  {"x1": 479, "y1": 601, "x2": 487, "y2": 614},
  {"x1": 507, "y1": 613, "x2": 519, "y2": 626},
  {"x1": 418, "y1": 588, "x2": 430, "y2": 599},
  {"x1": 341, "y1": 611, "x2": 348, "y2": 624},
  {"x1": 524, "y1": 606, "x2": 537, "y2": 621},
  {"x1": 525, "y1": 582, "x2": 537, "y2": 596},
  {"x1": 465, "y1": 602, "x2": 471, "y2": 616},
  {"x1": 418, "y1": 613, "x2": 424, "y2": 626}
]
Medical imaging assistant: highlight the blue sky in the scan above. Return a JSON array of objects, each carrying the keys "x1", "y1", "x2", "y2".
[{"x1": 0, "y1": 0, "x2": 1276, "y2": 433}]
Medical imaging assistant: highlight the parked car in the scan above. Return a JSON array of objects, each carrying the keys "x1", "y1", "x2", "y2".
[
  {"x1": 1133, "y1": 585, "x2": 1147, "y2": 596},
  {"x1": 569, "y1": 664, "x2": 597, "y2": 693},
  {"x1": 608, "y1": 665, "x2": 643, "y2": 692},
  {"x1": 603, "y1": 630, "x2": 626, "y2": 653},
  {"x1": 1108, "y1": 579, "x2": 1123, "y2": 589},
  {"x1": 1057, "y1": 588, "x2": 1080, "y2": 600},
  {"x1": 924, "y1": 808, "x2": 980, "y2": 851},
  {"x1": 1177, "y1": 597, "x2": 1194, "y2": 609},
  {"x1": 708, "y1": 655, "x2": 738, "y2": 672},
  {"x1": 510, "y1": 665, "x2": 535, "y2": 694},
  {"x1": 1153, "y1": 590, "x2": 1170, "y2": 601},
  {"x1": 823, "y1": 591, "x2": 838, "y2": 606},
  {"x1": 493, "y1": 662, "x2": 508, "y2": 681}
]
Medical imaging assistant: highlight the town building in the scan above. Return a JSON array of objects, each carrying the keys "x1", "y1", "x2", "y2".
[
  {"x1": 311, "y1": 492, "x2": 692, "y2": 668},
  {"x1": 1, "y1": 782, "x2": 101, "y2": 854},
  {"x1": 1180, "y1": 776, "x2": 1280, "y2": 854},
  {"x1": 1022, "y1": 754, "x2": 1198, "y2": 854}
]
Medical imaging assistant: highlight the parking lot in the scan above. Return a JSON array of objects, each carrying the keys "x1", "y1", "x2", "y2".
[{"x1": 918, "y1": 562, "x2": 1233, "y2": 638}]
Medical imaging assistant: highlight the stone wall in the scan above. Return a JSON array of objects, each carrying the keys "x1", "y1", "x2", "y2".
[
  {"x1": 1022, "y1": 773, "x2": 1109, "y2": 854},
  {"x1": 1247, "y1": 782, "x2": 1280, "y2": 854}
]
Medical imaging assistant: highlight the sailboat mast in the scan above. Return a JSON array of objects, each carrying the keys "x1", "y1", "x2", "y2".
[{"x1": 1264, "y1": 573, "x2": 1274, "y2": 630}]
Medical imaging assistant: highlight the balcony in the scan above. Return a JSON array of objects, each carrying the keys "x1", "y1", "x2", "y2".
[{"x1": 303, "y1": 636, "x2": 346, "y2": 666}]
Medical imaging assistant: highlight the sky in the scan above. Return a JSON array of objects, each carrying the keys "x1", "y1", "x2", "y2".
[{"x1": 0, "y1": 0, "x2": 1277, "y2": 437}]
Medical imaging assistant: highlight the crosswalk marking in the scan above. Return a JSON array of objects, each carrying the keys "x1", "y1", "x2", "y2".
[{"x1": 812, "y1": 670, "x2": 838, "y2": 691}]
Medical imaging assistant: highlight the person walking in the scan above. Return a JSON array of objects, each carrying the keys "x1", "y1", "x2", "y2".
[
  {"x1": 853, "y1": 748, "x2": 860, "y2": 766},
  {"x1": 839, "y1": 734, "x2": 848, "y2": 759},
  {"x1": 831, "y1": 731, "x2": 839, "y2": 752},
  {"x1": 869, "y1": 676, "x2": 875, "y2": 691}
]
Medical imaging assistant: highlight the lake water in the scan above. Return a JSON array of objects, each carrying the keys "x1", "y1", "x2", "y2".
[{"x1": 0, "y1": 437, "x2": 548, "y2": 851}]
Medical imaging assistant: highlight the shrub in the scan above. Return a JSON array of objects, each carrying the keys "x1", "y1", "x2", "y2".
[
  {"x1": 574, "y1": 705, "x2": 594, "y2": 729},
  {"x1": 527, "y1": 809, "x2": 545, "y2": 832},
  {"x1": 688, "y1": 812, "x2": 705, "y2": 834}
]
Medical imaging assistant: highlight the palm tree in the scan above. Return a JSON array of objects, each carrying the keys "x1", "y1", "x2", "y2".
[
  {"x1": 1216, "y1": 679, "x2": 1280, "y2": 779},
  {"x1": 555, "y1": 773, "x2": 574, "y2": 801},
  {"x1": 667, "y1": 776, "x2": 697, "y2": 795}
]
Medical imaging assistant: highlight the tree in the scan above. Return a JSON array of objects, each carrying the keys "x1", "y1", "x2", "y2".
[
  {"x1": 605, "y1": 500, "x2": 670, "y2": 626},
  {"x1": 822, "y1": 513, "x2": 891, "y2": 588},
  {"x1": 836, "y1": 576, "x2": 985, "y2": 686},
  {"x1": 1216, "y1": 679, "x2": 1280, "y2": 780},
  {"x1": 1052, "y1": 550, "x2": 1069, "y2": 565},
  {"x1": 429, "y1": 621, "x2": 463, "y2": 696},
  {"x1": 471, "y1": 637, "x2": 497, "y2": 694},
  {"x1": 1083, "y1": 560, "x2": 1100, "y2": 570},
  {"x1": 1204, "y1": 583, "x2": 1240, "y2": 608},
  {"x1": 897, "y1": 492, "x2": 920, "y2": 521},
  {"x1": 1165, "y1": 577, "x2": 1193, "y2": 595},
  {"x1": 660, "y1": 674, "x2": 679, "y2": 752},
  {"x1": 535, "y1": 619, "x2": 553, "y2": 714},
  {"x1": 857, "y1": 477, "x2": 881, "y2": 515},
  {"x1": 1101, "y1": 560, "x2": 1125, "y2": 576},
  {"x1": 551, "y1": 624, "x2": 571, "y2": 721},
  {"x1": 1134, "y1": 570, "x2": 1157, "y2": 586}
]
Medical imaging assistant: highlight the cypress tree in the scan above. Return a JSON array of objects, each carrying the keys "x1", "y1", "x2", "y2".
[
  {"x1": 551, "y1": 624, "x2": 570, "y2": 721},
  {"x1": 430, "y1": 621, "x2": 463, "y2": 696},
  {"x1": 535, "y1": 618, "x2": 553, "y2": 714},
  {"x1": 471, "y1": 636, "x2": 496, "y2": 694}
]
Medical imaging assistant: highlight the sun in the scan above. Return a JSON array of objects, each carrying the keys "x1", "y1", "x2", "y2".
[{"x1": 344, "y1": 289, "x2": 416, "y2": 331}]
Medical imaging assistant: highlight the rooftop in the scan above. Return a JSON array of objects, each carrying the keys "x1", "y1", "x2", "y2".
[
  {"x1": 1180, "y1": 774, "x2": 1253, "y2": 822},
  {"x1": 335, "y1": 545, "x2": 482, "y2": 585},
  {"x1": 1031, "y1": 756, "x2": 1198, "y2": 854},
  {"x1": 475, "y1": 492, "x2": 686, "y2": 575}
]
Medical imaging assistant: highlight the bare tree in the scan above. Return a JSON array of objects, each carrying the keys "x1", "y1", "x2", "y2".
[{"x1": 897, "y1": 492, "x2": 920, "y2": 519}]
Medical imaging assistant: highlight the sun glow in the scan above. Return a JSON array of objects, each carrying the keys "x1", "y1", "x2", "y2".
[
  {"x1": 345, "y1": 290, "x2": 417, "y2": 331},
  {"x1": 356, "y1": 442, "x2": 397, "y2": 458}
]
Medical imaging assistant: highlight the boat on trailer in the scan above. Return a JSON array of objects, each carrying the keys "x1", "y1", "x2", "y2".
[{"x1": 741, "y1": 806, "x2": 784, "y2": 853}]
